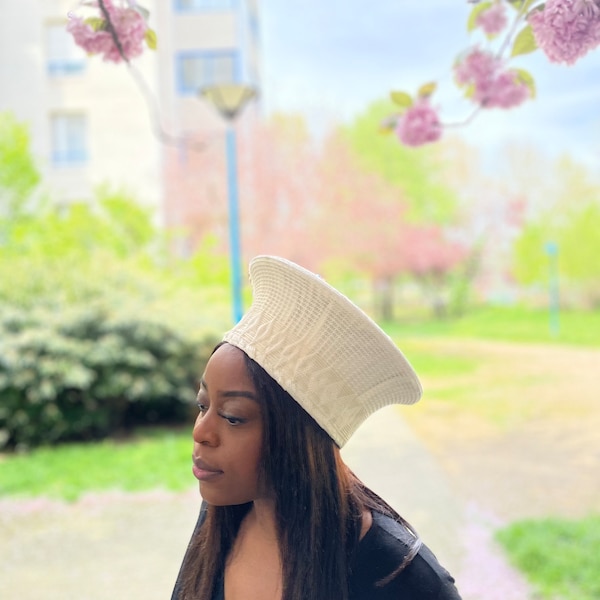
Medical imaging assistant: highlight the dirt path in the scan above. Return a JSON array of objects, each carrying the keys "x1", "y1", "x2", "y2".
[{"x1": 403, "y1": 338, "x2": 600, "y2": 521}]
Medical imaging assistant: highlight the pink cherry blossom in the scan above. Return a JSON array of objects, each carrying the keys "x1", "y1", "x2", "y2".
[
  {"x1": 454, "y1": 48, "x2": 530, "y2": 109},
  {"x1": 484, "y1": 70, "x2": 530, "y2": 108},
  {"x1": 476, "y1": 1, "x2": 508, "y2": 36},
  {"x1": 67, "y1": 0, "x2": 148, "y2": 63},
  {"x1": 396, "y1": 100, "x2": 442, "y2": 147},
  {"x1": 529, "y1": 0, "x2": 600, "y2": 65},
  {"x1": 455, "y1": 47, "x2": 498, "y2": 90}
]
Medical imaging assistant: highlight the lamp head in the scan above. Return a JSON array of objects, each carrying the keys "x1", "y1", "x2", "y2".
[{"x1": 199, "y1": 84, "x2": 257, "y2": 121}]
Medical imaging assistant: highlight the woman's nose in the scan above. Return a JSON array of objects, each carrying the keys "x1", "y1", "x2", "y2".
[{"x1": 192, "y1": 411, "x2": 219, "y2": 446}]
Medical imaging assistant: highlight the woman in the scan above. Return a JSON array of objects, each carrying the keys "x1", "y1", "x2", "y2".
[{"x1": 172, "y1": 256, "x2": 462, "y2": 600}]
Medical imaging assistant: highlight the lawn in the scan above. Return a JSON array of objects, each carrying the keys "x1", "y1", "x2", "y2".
[
  {"x1": 382, "y1": 304, "x2": 600, "y2": 347},
  {"x1": 0, "y1": 427, "x2": 195, "y2": 501},
  {"x1": 497, "y1": 515, "x2": 600, "y2": 600}
]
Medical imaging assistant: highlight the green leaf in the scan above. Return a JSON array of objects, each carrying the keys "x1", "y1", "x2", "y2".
[
  {"x1": 513, "y1": 68, "x2": 536, "y2": 99},
  {"x1": 144, "y1": 28, "x2": 158, "y2": 50},
  {"x1": 511, "y1": 24, "x2": 538, "y2": 57},
  {"x1": 507, "y1": 0, "x2": 539, "y2": 11},
  {"x1": 390, "y1": 91, "x2": 413, "y2": 109},
  {"x1": 84, "y1": 16, "x2": 106, "y2": 32},
  {"x1": 467, "y1": 1, "x2": 493, "y2": 32},
  {"x1": 523, "y1": 0, "x2": 541, "y2": 13},
  {"x1": 463, "y1": 83, "x2": 476, "y2": 100},
  {"x1": 418, "y1": 81, "x2": 437, "y2": 99}
]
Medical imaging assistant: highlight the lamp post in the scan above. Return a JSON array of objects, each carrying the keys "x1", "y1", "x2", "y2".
[{"x1": 199, "y1": 84, "x2": 256, "y2": 323}]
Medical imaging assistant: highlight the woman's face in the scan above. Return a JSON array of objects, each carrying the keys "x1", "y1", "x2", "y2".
[{"x1": 192, "y1": 344, "x2": 265, "y2": 506}]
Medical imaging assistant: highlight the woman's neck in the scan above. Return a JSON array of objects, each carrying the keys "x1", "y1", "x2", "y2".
[
  {"x1": 224, "y1": 499, "x2": 282, "y2": 600},
  {"x1": 244, "y1": 498, "x2": 279, "y2": 541}
]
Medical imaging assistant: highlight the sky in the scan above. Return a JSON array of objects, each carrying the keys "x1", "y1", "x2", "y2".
[{"x1": 259, "y1": 1, "x2": 600, "y2": 171}]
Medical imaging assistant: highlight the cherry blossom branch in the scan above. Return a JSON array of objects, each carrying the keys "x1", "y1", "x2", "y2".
[
  {"x1": 442, "y1": 106, "x2": 483, "y2": 129},
  {"x1": 495, "y1": 1, "x2": 527, "y2": 58},
  {"x1": 125, "y1": 62, "x2": 209, "y2": 152},
  {"x1": 97, "y1": 0, "x2": 128, "y2": 63},
  {"x1": 67, "y1": 0, "x2": 208, "y2": 152},
  {"x1": 387, "y1": 0, "x2": 600, "y2": 148}
]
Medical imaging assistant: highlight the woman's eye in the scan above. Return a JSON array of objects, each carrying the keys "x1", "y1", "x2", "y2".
[
  {"x1": 197, "y1": 403, "x2": 208, "y2": 415},
  {"x1": 223, "y1": 414, "x2": 244, "y2": 426}
]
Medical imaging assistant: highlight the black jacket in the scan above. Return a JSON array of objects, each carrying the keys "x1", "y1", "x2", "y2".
[{"x1": 172, "y1": 507, "x2": 462, "y2": 599}]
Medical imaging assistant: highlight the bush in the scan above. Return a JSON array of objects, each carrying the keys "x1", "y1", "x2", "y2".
[
  {"x1": 0, "y1": 120, "x2": 230, "y2": 449},
  {"x1": 0, "y1": 301, "x2": 218, "y2": 449}
]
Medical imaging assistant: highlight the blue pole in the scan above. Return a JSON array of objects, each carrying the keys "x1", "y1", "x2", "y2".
[{"x1": 225, "y1": 125, "x2": 243, "y2": 323}]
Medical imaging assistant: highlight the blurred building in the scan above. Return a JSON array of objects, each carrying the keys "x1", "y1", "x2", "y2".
[{"x1": 0, "y1": 0, "x2": 261, "y2": 222}]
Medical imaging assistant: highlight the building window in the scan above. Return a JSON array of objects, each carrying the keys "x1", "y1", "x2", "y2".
[
  {"x1": 46, "y1": 23, "x2": 86, "y2": 76},
  {"x1": 51, "y1": 114, "x2": 88, "y2": 165},
  {"x1": 176, "y1": 50, "x2": 240, "y2": 94},
  {"x1": 174, "y1": 0, "x2": 236, "y2": 11}
]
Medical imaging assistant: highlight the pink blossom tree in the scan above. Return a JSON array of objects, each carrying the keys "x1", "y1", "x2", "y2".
[
  {"x1": 162, "y1": 115, "x2": 323, "y2": 270},
  {"x1": 237, "y1": 115, "x2": 323, "y2": 270},
  {"x1": 387, "y1": 0, "x2": 600, "y2": 147},
  {"x1": 314, "y1": 131, "x2": 467, "y2": 319}
]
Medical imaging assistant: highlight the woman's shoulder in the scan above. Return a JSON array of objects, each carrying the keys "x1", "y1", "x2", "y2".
[{"x1": 350, "y1": 511, "x2": 462, "y2": 600}]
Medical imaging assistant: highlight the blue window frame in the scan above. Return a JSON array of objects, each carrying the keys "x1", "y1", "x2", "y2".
[
  {"x1": 174, "y1": 0, "x2": 236, "y2": 11},
  {"x1": 46, "y1": 23, "x2": 86, "y2": 76},
  {"x1": 176, "y1": 50, "x2": 241, "y2": 95},
  {"x1": 51, "y1": 114, "x2": 88, "y2": 165}
]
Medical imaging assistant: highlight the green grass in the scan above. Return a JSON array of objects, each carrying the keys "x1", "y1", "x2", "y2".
[
  {"x1": 382, "y1": 305, "x2": 600, "y2": 347},
  {"x1": 497, "y1": 515, "x2": 600, "y2": 600},
  {"x1": 0, "y1": 427, "x2": 195, "y2": 501},
  {"x1": 390, "y1": 341, "x2": 480, "y2": 378}
]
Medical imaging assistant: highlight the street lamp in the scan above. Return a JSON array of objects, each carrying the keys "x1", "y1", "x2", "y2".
[{"x1": 199, "y1": 83, "x2": 257, "y2": 323}]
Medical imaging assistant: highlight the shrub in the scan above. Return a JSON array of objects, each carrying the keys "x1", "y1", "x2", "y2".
[
  {"x1": 0, "y1": 301, "x2": 218, "y2": 450},
  {"x1": 0, "y1": 120, "x2": 229, "y2": 449}
]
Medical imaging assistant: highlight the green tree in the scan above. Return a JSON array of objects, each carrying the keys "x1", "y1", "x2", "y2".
[
  {"x1": 342, "y1": 99, "x2": 460, "y2": 225},
  {"x1": 0, "y1": 112, "x2": 41, "y2": 222},
  {"x1": 513, "y1": 157, "x2": 600, "y2": 308}
]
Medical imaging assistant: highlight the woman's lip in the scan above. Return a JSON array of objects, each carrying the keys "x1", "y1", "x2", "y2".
[{"x1": 192, "y1": 457, "x2": 223, "y2": 481}]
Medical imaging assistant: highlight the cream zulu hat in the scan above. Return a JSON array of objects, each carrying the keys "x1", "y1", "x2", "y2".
[{"x1": 223, "y1": 256, "x2": 423, "y2": 447}]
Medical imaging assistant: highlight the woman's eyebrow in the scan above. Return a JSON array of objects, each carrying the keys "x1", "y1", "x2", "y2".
[
  {"x1": 199, "y1": 378, "x2": 258, "y2": 401},
  {"x1": 222, "y1": 390, "x2": 259, "y2": 401}
]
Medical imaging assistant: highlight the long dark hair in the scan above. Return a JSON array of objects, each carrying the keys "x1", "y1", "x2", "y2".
[{"x1": 178, "y1": 344, "x2": 421, "y2": 599}]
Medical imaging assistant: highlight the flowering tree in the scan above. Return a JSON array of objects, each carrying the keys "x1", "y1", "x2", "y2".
[
  {"x1": 388, "y1": 0, "x2": 600, "y2": 147},
  {"x1": 238, "y1": 116, "x2": 322, "y2": 269},
  {"x1": 315, "y1": 131, "x2": 467, "y2": 319},
  {"x1": 162, "y1": 115, "x2": 322, "y2": 268}
]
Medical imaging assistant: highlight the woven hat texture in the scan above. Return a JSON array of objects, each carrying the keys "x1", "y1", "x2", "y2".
[{"x1": 223, "y1": 256, "x2": 422, "y2": 447}]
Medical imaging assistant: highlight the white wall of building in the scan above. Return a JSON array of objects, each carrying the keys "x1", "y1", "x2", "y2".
[{"x1": 0, "y1": 0, "x2": 261, "y2": 222}]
